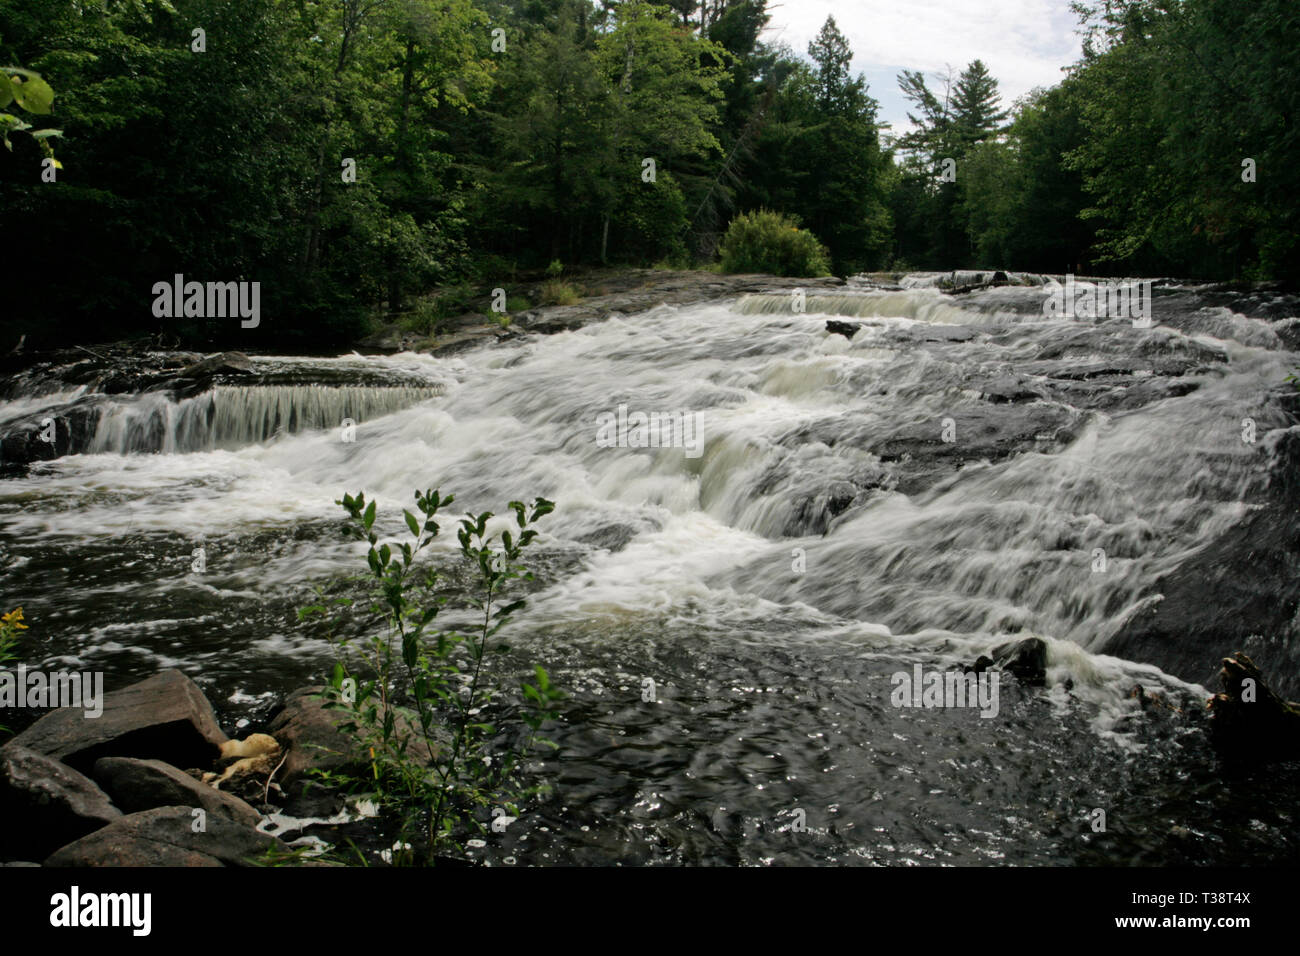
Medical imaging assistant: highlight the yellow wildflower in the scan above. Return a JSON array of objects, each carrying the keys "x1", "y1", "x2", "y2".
[{"x1": 1, "y1": 607, "x2": 27, "y2": 630}]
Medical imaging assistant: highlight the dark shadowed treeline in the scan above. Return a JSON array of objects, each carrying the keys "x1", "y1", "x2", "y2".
[{"x1": 0, "y1": 0, "x2": 1295, "y2": 348}]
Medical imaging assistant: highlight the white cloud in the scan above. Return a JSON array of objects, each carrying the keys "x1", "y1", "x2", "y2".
[{"x1": 762, "y1": 0, "x2": 1083, "y2": 133}]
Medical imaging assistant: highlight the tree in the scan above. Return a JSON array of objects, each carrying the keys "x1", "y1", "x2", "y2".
[
  {"x1": 741, "y1": 16, "x2": 891, "y2": 273},
  {"x1": 950, "y1": 59, "x2": 1009, "y2": 151}
]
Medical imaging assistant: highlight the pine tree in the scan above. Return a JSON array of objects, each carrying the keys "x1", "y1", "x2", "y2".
[{"x1": 951, "y1": 59, "x2": 1009, "y2": 150}]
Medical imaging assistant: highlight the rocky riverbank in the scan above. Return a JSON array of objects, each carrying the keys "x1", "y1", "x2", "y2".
[{"x1": 0, "y1": 670, "x2": 397, "y2": 866}]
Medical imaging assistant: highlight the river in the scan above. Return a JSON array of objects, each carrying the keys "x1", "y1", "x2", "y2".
[{"x1": 2, "y1": 272, "x2": 1299, "y2": 864}]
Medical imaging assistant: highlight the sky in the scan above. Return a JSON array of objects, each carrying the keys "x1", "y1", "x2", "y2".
[{"x1": 762, "y1": 0, "x2": 1084, "y2": 139}]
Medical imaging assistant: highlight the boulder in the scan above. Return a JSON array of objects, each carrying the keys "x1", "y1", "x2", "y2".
[
  {"x1": 0, "y1": 744, "x2": 122, "y2": 861},
  {"x1": 12, "y1": 669, "x2": 228, "y2": 775},
  {"x1": 266, "y1": 688, "x2": 365, "y2": 795},
  {"x1": 93, "y1": 757, "x2": 261, "y2": 826},
  {"x1": 1206, "y1": 652, "x2": 1300, "y2": 765},
  {"x1": 990, "y1": 637, "x2": 1048, "y2": 686},
  {"x1": 0, "y1": 397, "x2": 104, "y2": 464},
  {"x1": 267, "y1": 687, "x2": 437, "y2": 796},
  {"x1": 44, "y1": 805, "x2": 285, "y2": 867}
]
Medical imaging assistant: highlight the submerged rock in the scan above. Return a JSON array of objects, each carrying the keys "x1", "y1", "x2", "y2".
[
  {"x1": 991, "y1": 638, "x2": 1048, "y2": 686},
  {"x1": 971, "y1": 638, "x2": 1048, "y2": 686}
]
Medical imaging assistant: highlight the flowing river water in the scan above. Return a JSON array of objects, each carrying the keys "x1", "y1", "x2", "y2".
[{"x1": 2, "y1": 273, "x2": 1300, "y2": 865}]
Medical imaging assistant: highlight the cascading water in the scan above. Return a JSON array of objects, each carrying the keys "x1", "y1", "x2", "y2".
[
  {"x1": 85, "y1": 385, "x2": 443, "y2": 454},
  {"x1": 2, "y1": 274, "x2": 1299, "y2": 865}
]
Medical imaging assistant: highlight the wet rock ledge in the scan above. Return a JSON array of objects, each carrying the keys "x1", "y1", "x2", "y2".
[{"x1": 360, "y1": 269, "x2": 847, "y2": 354}]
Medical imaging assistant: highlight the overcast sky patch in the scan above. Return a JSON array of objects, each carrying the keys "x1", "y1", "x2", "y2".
[{"x1": 762, "y1": 0, "x2": 1083, "y2": 135}]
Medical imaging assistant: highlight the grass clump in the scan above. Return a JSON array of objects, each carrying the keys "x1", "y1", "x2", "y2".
[{"x1": 538, "y1": 280, "x2": 582, "y2": 306}]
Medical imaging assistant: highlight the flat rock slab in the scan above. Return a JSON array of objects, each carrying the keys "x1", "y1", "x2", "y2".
[
  {"x1": 93, "y1": 757, "x2": 261, "y2": 827},
  {"x1": 12, "y1": 669, "x2": 228, "y2": 775},
  {"x1": 44, "y1": 805, "x2": 284, "y2": 867},
  {"x1": 0, "y1": 743, "x2": 122, "y2": 861}
]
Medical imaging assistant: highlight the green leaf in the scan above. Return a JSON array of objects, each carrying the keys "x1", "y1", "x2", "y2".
[
  {"x1": 494, "y1": 599, "x2": 526, "y2": 619},
  {"x1": 10, "y1": 74, "x2": 54, "y2": 115},
  {"x1": 362, "y1": 499, "x2": 376, "y2": 531},
  {"x1": 0, "y1": 75, "x2": 14, "y2": 109},
  {"x1": 404, "y1": 510, "x2": 420, "y2": 537}
]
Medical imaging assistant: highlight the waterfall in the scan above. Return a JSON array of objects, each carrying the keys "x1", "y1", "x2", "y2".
[{"x1": 83, "y1": 385, "x2": 441, "y2": 454}]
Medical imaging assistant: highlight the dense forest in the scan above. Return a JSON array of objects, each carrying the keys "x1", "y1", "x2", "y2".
[{"x1": 1, "y1": 0, "x2": 1296, "y2": 348}]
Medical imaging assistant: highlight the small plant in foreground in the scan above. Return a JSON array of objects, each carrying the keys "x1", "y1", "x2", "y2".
[
  {"x1": 0, "y1": 607, "x2": 24, "y2": 665},
  {"x1": 300, "y1": 490, "x2": 563, "y2": 865}
]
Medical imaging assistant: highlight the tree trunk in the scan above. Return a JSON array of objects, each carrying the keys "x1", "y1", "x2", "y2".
[{"x1": 387, "y1": 37, "x2": 417, "y2": 315}]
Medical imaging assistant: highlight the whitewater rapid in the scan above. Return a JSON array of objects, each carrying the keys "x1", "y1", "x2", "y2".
[{"x1": 3, "y1": 275, "x2": 1299, "y2": 864}]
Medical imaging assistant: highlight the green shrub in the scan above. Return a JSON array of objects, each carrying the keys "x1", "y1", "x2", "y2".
[
  {"x1": 300, "y1": 490, "x2": 564, "y2": 865},
  {"x1": 401, "y1": 298, "x2": 445, "y2": 336},
  {"x1": 718, "y1": 209, "x2": 831, "y2": 277},
  {"x1": 436, "y1": 281, "x2": 478, "y2": 317},
  {"x1": 545, "y1": 259, "x2": 564, "y2": 278}
]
